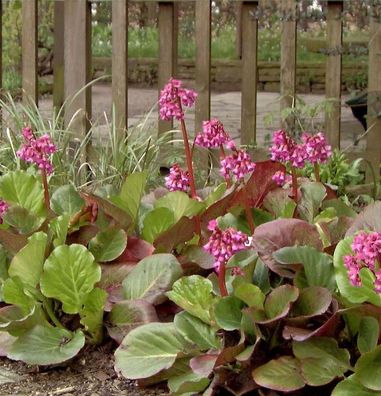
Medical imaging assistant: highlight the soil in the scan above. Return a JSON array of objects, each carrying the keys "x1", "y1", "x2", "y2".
[{"x1": 0, "y1": 343, "x2": 168, "y2": 396}]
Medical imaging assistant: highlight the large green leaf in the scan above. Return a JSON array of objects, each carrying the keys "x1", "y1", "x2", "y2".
[
  {"x1": 155, "y1": 191, "x2": 205, "y2": 222},
  {"x1": 0, "y1": 170, "x2": 45, "y2": 216},
  {"x1": 123, "y1": 254, "x2": 182, "y2": 305},
  {"x1": 141, "y1": 207, "x2": 175, "y2": 243},
  {"x1": 332, "y1": 375, "x2": 380, "y2": 396},
  {"x1": 50, "y1": 184, "x2": 84, "y2": 216},
  {"x1": 40, "y1": 244, "x2": 101, "y2": 314},
  {"x1": 114, "y1": 322, "x2": 189, "y2": 379},
  {"x1": 334, "y1": 237, "x2": 381, "y2": 306},
  {"x1": 111, "y1": 171, "x2": 147, "y2": 222},
  {"x1": 174, "y1": 311, "x2": 222, "y2": 350},
  {"x1": 355, "y1": 345, "x2": 381, "y2": 391},
  {"x1": 290, "y1": 286, "x2": 332, "y2": 318},
  {"x1": 300, "y1": 357, "x2": 348, "y2": 386},
  {"x1": 79, "y1": 288, "x2": 107, "y2": 343},
  {"x1": 8, "y1": 232, "x2": 47, "y2": 288},
  {"x1": 49, "y1": 214, "x2": 70, "y2": 247},
  {"x1": 0, "y1": 304, "x2": 45, "y2": 336},
  {"x1": 293, "y1": 337, "x2": 350, "y2": 374},
  {"x1": 357, "y1": 316, "x2": 379, "y2": 354},
  {"x1": 234, "y1": 283, "x2": 265, "y2": 309},
  {"x1": 214, "y1": 296, "x2": 244, "y2": 331},
  {"x1": 3, "y1": 277, "x2": 36, "y2": 311},
  {"x1": 7, "y1": 325, "x2": 85, "y2": 365},
  {"x1": 273, "y1": 245, "x2": 336, "y2": 290},
  {"x1": 252, "y1": 357, "x2": 305, "y2": 392},
  {"x1": 167, "y1": 275, "x2": 216, "y2": 324},
  {"x1": 3, "y1": 206, "x2": 44, "y2": 234},
  {"x1": 88, "y1": 227, "x2": 127, "y2": 262}
]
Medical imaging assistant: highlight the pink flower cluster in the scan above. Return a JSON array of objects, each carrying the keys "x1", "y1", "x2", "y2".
[
  {"x1": 343, "y1": 231, "x2": 381, "y2": 293},
  {"x1": 195, "y1": 119, "x2": 233, "y2": 149},
  {"x1": 17, "y1": 127, "x2": 57, "y2": 174},
  {"x1": 165, "y1": 163, "x2": 190, "y2": 192},
  {"x1": 302, "y1": 132, "x2": 332, "y2": 164},
  {"x1": 0, "y1": 200, "x2": 8, "y2": 224},
  {"x1": 272, "y1": 170, "x2": 292, "y2": 186},
  {"x1": 220, "y1": 149, "x2": 256, "y2": 182},
  {"x1": 159, "y1": 78, "x2": 197, "y2": 121},
  {"x1": 270, "y1": 130, "x2": 331, "y2": 168},
  {"x1": 204, "y1": 220, "x2": 248, "y2": 272}
]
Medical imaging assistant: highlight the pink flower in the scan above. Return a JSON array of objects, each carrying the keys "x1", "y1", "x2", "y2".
[
  {"x1": 270, "y1": 130, "x2": 296, "y2": 163},
  {"x1": 0, "y1": 200, "x2": 8, "y2": 224},
  {"x1": 165, "y1": 163, "x2": 190, "y2": 192},
  {"x1": 195, "y1": 119, "x2": 231, "y2": 149},
  {"x1": 289, "y1": 144, "x2": 307, "y2": 169},
  {"x1": 272, "y1": 171, "x2": 292, "y2": 186},
  {"x1": 204, "y1": 220, "x2": 248, "y2": 272},
  {"x1": 159, "y1": 78, "x2": 197, "y2": 121},
  {"x1": 302, "y1": 132, "x2": 332, "y2": 164},
  {"x1": 220, "y1": 149, "x2": 256, "y2": 182},
  {"x1": 17, "y1": 127, "x2": 57, "y2": 174},
  {"x1": 343, "y1": 231, "x2": 381, "y2": 293}
]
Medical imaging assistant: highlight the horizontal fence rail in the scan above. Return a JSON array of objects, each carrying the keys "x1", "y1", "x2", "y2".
[{"x1": 7, "y1": 0, "x2": 381, "y2": 177}]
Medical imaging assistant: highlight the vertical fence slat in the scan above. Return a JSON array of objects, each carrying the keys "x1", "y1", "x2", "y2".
[
  {"x1": 53, "y1": 1, "x2": 65, "y2": 112},
  {"x1": 280, "y1": 0, "x2": 297, "y2": 130},
  {"x1": 22, "y1": 0, "x2": 38, "y2": 105},
  {"x1": 241, "y1": 1, "x2": 258, "y2": 147},
  {"x1": 195, "y1": 0, "x2": 211, "y2": 133},
  {"x1": 325, "y1": 0, "x2": 343, "y2": 149},
  {"x1": 64, "y1": 0, "x2": 91, "y2": 164},
  {"x1": 366, "y1": 6, "x2": 381, "y2": 181},
  {"x1": 235, "y1": 1, "x2": 243, "y2": 59},
  {"x1": 112, "y1": 0, "x2": 129, "y2": 134},
  {"x1": 158, "y1": 1, "x2": 178, "y2": 134}
]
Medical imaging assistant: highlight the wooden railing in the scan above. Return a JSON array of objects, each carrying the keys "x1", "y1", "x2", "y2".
[{"x1": 11, "y1": 1, "x2": 381, "y2": 175}]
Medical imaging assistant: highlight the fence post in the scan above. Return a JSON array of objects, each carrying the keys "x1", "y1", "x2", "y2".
[
  {"x1": 22, "y1": 0, "x2": 38, "y2": 106},
  {"x1": 235, "y1": 1, "x2": 243, "y2": 59},
  {"x1": 280, "y1": 0, "x2": 297, "y2": 131},
  {"x1": 241, "y1": 1, "x2": 258, "y2": 148},
  {"x1": 112, "y1": 0, "x2": 129, "y2": 135},
  {"x1": 325, "y1": 0, "x2": 343, "y2": 150},
  {"x1": 64, "y1": 0, "x2": 92, "y2": 167},
  {"x1": 158, "y1": 1, "x2": 178, "y2": 135},
  {"x1": 53, "y1": 1, "x2": 65, "y2": 113},
  {"x1": 194, "y1": 0, "x2": 212, "y2": 168},
  {"x1": 366, "y1": 5, "x2": 381, "y2": 181}
]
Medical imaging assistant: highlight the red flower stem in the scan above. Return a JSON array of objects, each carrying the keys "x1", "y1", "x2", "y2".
[
  {"x1": 291, "y1": 166, "x2": 298, "y2": 203},
  {"x1": 41, "y1": 170, "x2": 51, "y2": 211},
  {"x1": 220, "y1": 145, "x2": 232, "y2": 188},
  {"x1": 314, "y1": 163, "x2": 320, "y2": 182},
  {"x1": 218, "y1": 263, "x2": 228, "y2": 297},
  {"x1": 177, "y1": 97, "x2": 201, "y2": 240}
]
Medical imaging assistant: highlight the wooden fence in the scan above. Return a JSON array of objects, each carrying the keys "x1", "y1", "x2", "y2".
[{"x1": 10, "y1": 0, "x2": 381, "y2": 175}]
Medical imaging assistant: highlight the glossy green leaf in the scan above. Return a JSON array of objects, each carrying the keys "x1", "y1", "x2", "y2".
[
  {"x1": 141, "y1": 207, "x2": 175, "y2": 243},
  {"x1": 3, "y1": 206, "x2": 44, "y2": 234},
  {"x1": 332, "y1": 375, "x2": 380, "y2": 396},
  {"x1": 334, "y1": 237, "x2": 381, "y2": 306},
  {"x1": 297, "y1": 182, "x2": 326, "y2": 223},
  {"x1": 214, "y1": 296, "x2": 243, "y2": 331},
  {"x1": 174, "y1": 311, "x2": 221, "y2": 350},
  {"x1": 234, "y1": 283, "x2": 265, "y2": 309},
  {"x1": 51, "y1": 184, "x2": 84, "y2": 216},
  {"x1": 155, "y1": 191, "x2": 205, "y2": 222},
  {"x1": 0, "y1": 304, "x2": 45, "y2": 336},
  {"x1": 300, "y1": 357, "x2": 348, "y2": 386},
  {"x1": 3, "y1": 277, "x2": 35, "y2": 311},
  {"x1": 357, "y1": 316, "x2": 379, "y2": 354},
  {"x1": 355, "y1": 345, "x2": 381, "y2": 390},
  {"x1": 7, "y1": 325, "x2": 85, "y2": 365},
  {"x1": 167, "y1": 275, "x2": 216, "y2": 324},
  {"x1": 8, "y1": 232, "x2": 47, "y2": 288},
  {"x1": 204, "y1": 183, "x2": 227, "y2": 207},
  {"x1": 49, "y1": 214, "x2": 70, "y2": 247},
  {"x1": 123, "y1": 253, "x2": 182, "y2": 305},
  {"x1": 0, "y1": 170, "x2": 45, "y2": 216},
  {"x1": 111, "y1": 171, "x2": 147, "y2": 222},
  {"x1": 88, "y1": 227, "x2": 127, "y2": 262},
  {"x1": 264, "y1": 285, "x2": 299, "y2": 321},
  {"x1": 274, "y1": 245, "x2": 336, "y2": 290},
  {"x1": 291, "y1": 286, "x2": 332, "y2": 318},
  {"x1": 79, "y1": 288, "x2": 107, "y2": 343},
  {"x1": 40, "y1": 244, "x2": 101, "y2": 314},
  {"x1": 252, "y1": 357, "x2": 305, "y2": 392},
  {"x1": 114, "y1": 322, "x2": 189, "y2": 379}
]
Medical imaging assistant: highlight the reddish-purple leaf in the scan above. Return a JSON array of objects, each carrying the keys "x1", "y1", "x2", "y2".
[
  {"x1": 190, "y1": 354, "x2": 218, "y2": 377},
  {"x1": 252, "y1": 218, "x2": 323, "y2": 277},
  {"x1": 115, "y1": 236, "x2": 154, "y2": 264}
]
